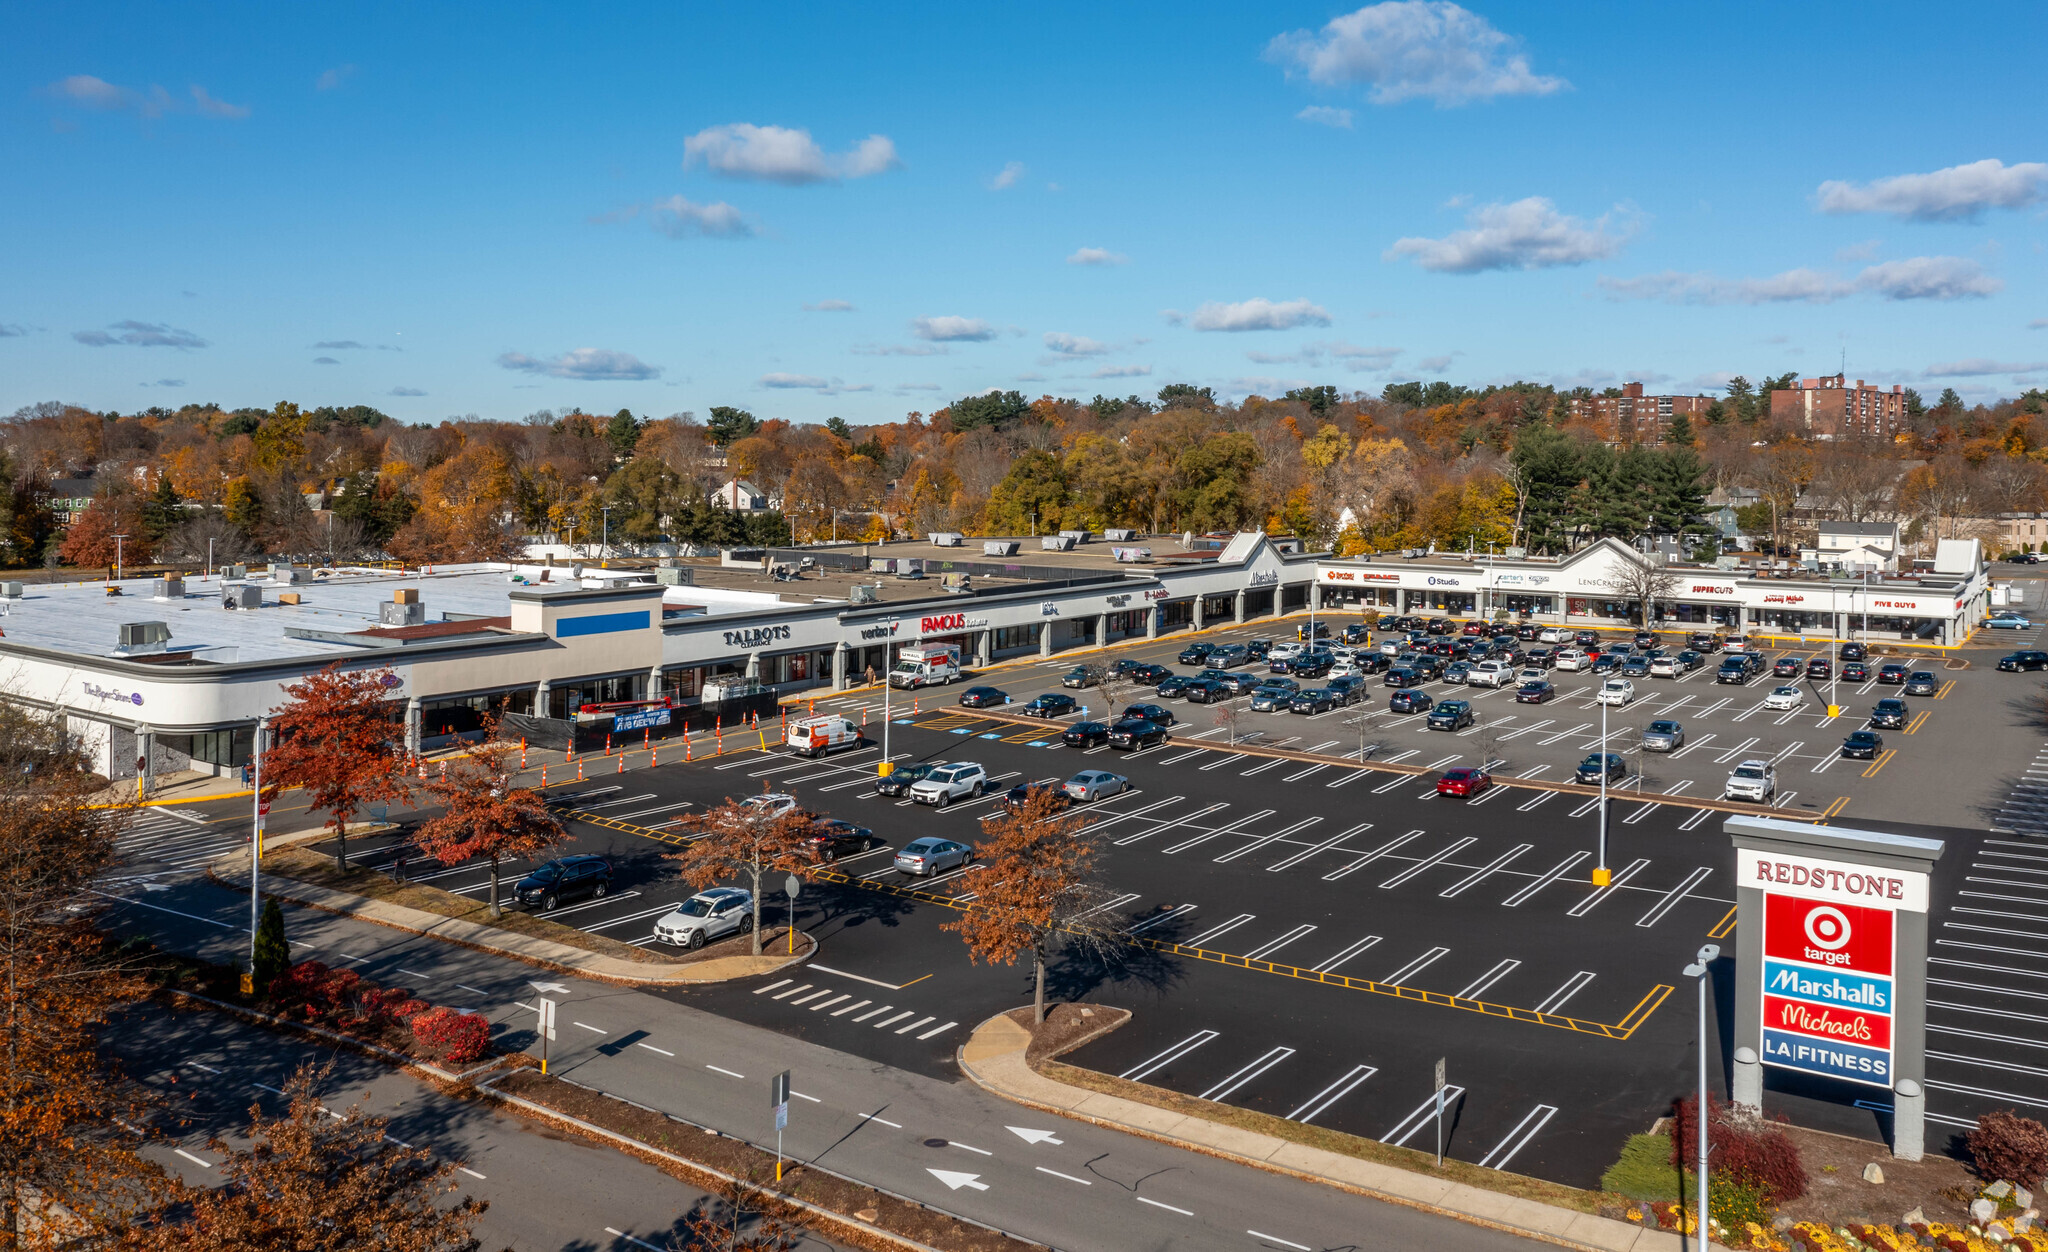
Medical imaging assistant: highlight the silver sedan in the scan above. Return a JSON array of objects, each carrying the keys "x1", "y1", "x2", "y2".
[{"x1": 1063, "y1": 770, "x2": 1129, "y2": 802}]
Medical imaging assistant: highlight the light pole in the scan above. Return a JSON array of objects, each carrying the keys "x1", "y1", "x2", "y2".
[
  {"x1": 1683, "y1": 944, "x2": 1721, "y2": 1241},
  {"x1": 250, "y1": 716, "x2": 268, "y2": 968},
  {"x1": 207, "y1": 537, "x2": 214, "y2": 583},
  {"x1": 112, "y1": 533, "x2": 128, "y2": 582},
  {"x1": 1594, "y1": 696, "x2": 1611, "y2": 886},
  {"x1": 878, "y1": 617, "x2": 899, "y2": 783},
  {"x1": 600, "y1": 507, "x2": 612, "y2": 567}
]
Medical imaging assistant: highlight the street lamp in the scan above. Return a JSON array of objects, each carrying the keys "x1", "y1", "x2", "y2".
[
  {"x1": 1683, "y1": 944, "x2": 1721, "y2": 1240},
  {"x1": 112, "y1": 533, "x2": 128, "y2": 583},
  {"x1": 600, "y1": 507, "x2": 612, "y2": 567},
  {"x1": 1594, "y1": 695, "x2": 1612, "y2": 887},
  {"x1": 878, "y1": 617, "x2": 900, "y2": 783},
  {"x1": 250, "y1": 716, "x2": 269, "y2": 969}
]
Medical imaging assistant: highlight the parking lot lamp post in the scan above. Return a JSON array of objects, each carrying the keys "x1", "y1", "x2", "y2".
[
  {"x1": 113, "y1": 533, "x2": 127, "y2": 583},
  {"x1": 1593, "y1": 698, "x2": 1611, "y2": 887},
  {"x1": 600, "y1": 507, "x2": 611, "y2": 567},
  {"x1": 878, "y1": 617, "x2": 899, "y2": 783},
  {"x1": 1683, "y1": 944, "x2": 1721, "y2": 1240}
]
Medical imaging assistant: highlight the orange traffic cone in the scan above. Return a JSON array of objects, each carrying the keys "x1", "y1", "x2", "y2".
[
  {"x1": 577, "y1": 759, "x2": 584, "y2": 781},
  {"x1": 616, "y1": 755, "x2": 623, "y2": 774}
]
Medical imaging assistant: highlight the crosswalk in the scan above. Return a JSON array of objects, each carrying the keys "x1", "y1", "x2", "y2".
[
  {"x1": 749, "y1": 976, "x2": 959, "y2": 1042},
  {"x1": 112, "y1": 808, "x2": 249, "y2": 873},
  {"x1": 1994, "y1": 742, "x2": 2048, "y2": 836}
]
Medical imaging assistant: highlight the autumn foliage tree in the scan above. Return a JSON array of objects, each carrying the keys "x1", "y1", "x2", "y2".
[
  {"x1": 411, "y1": 727, "x2": 566, "y2": 918},
  {"x1": 941, "y1": 788, "x2": 1118, "y2": 1023},
  {"x1": 665, "y1": 795, "x2": 817, "y2": 955},
  {"x1": 262, "y1": 663, "x2": 411, "y2": 870},
  {"x1": 56, "y1": 492, "x2": 148, "y2": 571},
  {"x1": 120, "y1": 1062, "x2": 486, "y2": 1252}
]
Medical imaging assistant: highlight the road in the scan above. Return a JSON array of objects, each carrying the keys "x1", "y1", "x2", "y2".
[{"x1": 99, "y1": 874, "x2": 1543, "y2": 1252}]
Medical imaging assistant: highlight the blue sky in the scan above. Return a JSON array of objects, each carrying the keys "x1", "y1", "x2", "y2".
[{"x1": 5, "y1": 1, "x2": 2046, "y2": 424}]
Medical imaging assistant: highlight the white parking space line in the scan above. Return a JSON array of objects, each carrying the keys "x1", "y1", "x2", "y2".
[
  {"x1": 1533, "y1": 971, "x2": 1597, "y2": 1014},
  {"x1": 1200, "y1": 1046, "x2": 1295, "y2": 1101},
  {"x1": 893, "y1": 1015, "x2": 937, "y2": 1035},
  {"x1": 1503, "y1": 851, "x2": 1589, "y2": 907},
  {"x1": 1127, "y1": 904, "x2": 1197, "y2": 934},
  {"x1": 1121, "y1": 1030, "x2": 1219, "y2": 1081},
  {"x1": 1440, "y1": 844, "x2": 1531, "y2": 898},
  {"x1": 1311, "y1": 935, "x2": 1382, "y2": 973},
  {"x1": 851, "y1": 1005, "x2": 893, "y2": 1022},
  {"x1": 1456, "y1": 959, "x2": 1522, "y2": 1000},
  {"x1": 1287, "y1": 1065, "x2": 1377, "y2": 1123},
  {"x1": 753, "y1": 979, "x2": 793, "y2": 995},
  {"x1": 1183, "y1": 914, "x2": 1257, "y2": 949},
  {"x1": 1163, "y1": 809, "x2": 1275, "y2": 856},
  {"x1": 1370, "y1": 774, "x2": 1413, "y2": 795},
  {"x1": 871, "y1": 1011, "x2": 916, "y2": 1029},
  {"x1": 1515, "y1": 791, "x2": 1557, "y2": 813},
  {"x1": 1282, "y1": 763, "x2": 1329, "y2": 782},
  {"x1": 1322, "y1": 830, "x2": 1424, "y2": 881},
  {"x1": 1380, "y1": 838, "x2": 1475, "y2": 889},
  {"x1": 1267, "y1": 823, "x2": 1372, "y2": 872},
  {"x1": 808, "y1": 994, "x2": 852, "y2": 1012},
  {"x1": 830, "y1": 999, "x2": 873, "y2": 1016},
  {"x1": 772, "y1": 983, "x2": 813, "y2": 1000},
  {"x1": 1478, "y1": 1104, "x2": 1559, "y2": 1170},
  {"x1": 616, "y1": 801, "x2": 696, "y2": 821},
  {"x1": 1383, "y1": 1087, "x2": 1466, "y2": 1147},
  {"x1": 1241, "y1": 925, "x2": 1317, "y2": 961},
  {"x1": 1094, "y1": 796, "x2": 1199, "y2": 843},
  {"x1": 1678, "y1": 807, "x2": 1714, "y2": 831},
  {"x1": 1568, "y1": 858, "x2": 1650, "y2": 916},
  {"x1": 917, "y1": 1021, "x2": 959, "y2": 1040},
  {"x1": 1214, "y1": 817, "x2": 1321, "y2": 864},
  {"x1": 1381, "y1": 946, "x2": 1449, "y2": 987},
  {"x1": 1714, "y1": 736, "x2": 1760, "y2": 763},
  {"x1": 1077, "y1": 892, "x2": 1142, "y2": 920},
  {"x1": 1637, "y1": 867, "x2": 1713, "y2": 928},
  {"x1": 1670, "y1": 733, "x2": 1718, "y2": 759}
]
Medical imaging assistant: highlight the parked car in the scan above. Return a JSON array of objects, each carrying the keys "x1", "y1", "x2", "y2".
[
  {"x1": 1062, "y1": 720, "x2": 1111, "y2": 748},
  {"x1": 1326, "y1": 675, "x2": 1370, "y2": 705},
  {"x1": 1107, "y1": 718, "x2": 1170, "y2": 749},
  {"x1": 2000, "y1": 650, "x2": 2048, "y2": 672},
  {"x1": 1004, "y1": 780, "x2": 1072, "y2": 813},
  {"x1": 1020, "y1": 692, "x2": 1078, "y2": 718},
  {"x1": 1806, "y1": 658, "x2": 1832, "y2": 681},
  {"x1": 1184, "y1": 678, "x2": 1228, "y2": 704},
  {"x1": 1122, "y1": 702, "x2": 1177, "y2": 726},
  {"x1": 1642, "y1": 720, "x2": 1685, "y2": 752},
  {"x1": 1382, "y1": 666, "x2": 1420, "y2": 690},
  {"x1": 1876, "y1": 663, "x2": 1910, "y2": 685},
  {"x1": 514, "y1": 855, "x2": 613, "y2": 911},
  {"x1": 1553, "y1": 648, "x2": 1590, "y2": 672},
  {"x1": 1724, "y1": 759, "x2": 1777, "y2": 803},
  {"x1": 1526, "y1": 648, "x2": 1555, "y2": 669},
  {"x1": 1120, "y1": 663, "x2": 1168, "y2": 686},
  {"x1": 1288, "y1": 655, "x2": 1334, "y2": 679},
  {"x1": 894, "y1": 837, "x2": 972, "y2": 876},
  {"x1": 1574, "y1": 630, "x2": 1600, "y2": 648},
  {"x1": 1214, "y1": 670, "x2": 1264, "y2": 695},
  {"x1": 1763, "y1": 685, "x2": 1804, "y2": 710},
  {"x1": 959, "y1": 686, "x2": 1009, "y2": 709},
  {"x1": 1298, "y1": 620, "x2": 1332, "y2": 641},
  {"x1": 1178, "y1": 642, "x2": 1218, "y2": 665},
  {"x1": 1468, "y1": 660, "x2": 1516, "y2": 688},
  {"x1": 1515, "y1": 681, "x2": 1556, "y2": 704},
  {"x1": 1576, "y1": 753, "x2": 1627, "y2": 784},
  {"x1": 1210, "y1": 644, "x2": 1250, "y2": 668},
  {"x1": 1063, "y1": 770, "x2": 1129, "y2": 802},
  {"x1": 1592, "y1": 653, "x2": 1624, "y2": 675},
  {"x1": 1461, "y1": 620, "x2": 1488, "y2": 637},
  {"x1": 1634, "y1": 631, "x2": 1657, "y2": 649},
  {"x1": 1243, "y1": 639, "x2": 1273, "y2": 662},
  {"x1": 1289, "y1": 689, "x2": 1337, "y2": 715},
  {"x1": 653, "y1": 887, "x2": 753, "y2": 948},
  {"x1": 1250, "y1": 682, "x2": 1300, "y2": 711},
  {"x1": 1869, "y1": 698, "x2": 1908, "y2": 730},
  {"x1": 876, "y1": 761, "x2": 942, "y2": 796},
  {"x1": 1840, "y1": 730, "x2": 1884, "y2": 760},
  {"x1": 1688, "y1": 631, "x2": 1725, "y2": 651},
  {"x1": 1675, "y1": 650, "x2": 1705, "y2": 672},
  {"x1": 805, "y1": 819, "x2": 879, "y2": 861},
  {"x1": 1597, "y1": 679, "x2": 1637, "y2": 706},
  {"x1": 908, "y1": 762, "x2": 988, "y2": 806},
  {"x1": 740, "y1": 793, "x2": 799, "y2": 820},
  {"x1": 1060, "y1": 666, "x2": 1097, "y2": 689},
  {"x1": 1903, "y1": 671, "x2": 1938, "y2": 696},
  {"x1": 1842, "y1": 660, "x2": 1871, "y2": 682},
  {"x1": 1987, "y1": 613, "x2": 2034, "y2": 629},
  {"x1": 1435, "y1": 767, "x2": 1492, "y2": 797},
  {"x1": 1425, "y1": 617, "x2": 1451, "y2": 635},
  {"x1": 1341, "y1": 623, "x2": 1372, "y2": 645},
  {"x1": 1443, "y1": 661, "x2": 1473, "y2": 685},
  {"x1": 1155, "y1": 675, "x2": 1193, "y2": 698},
  {"x1": 1388, "y1": 689, "x2": 1434, "y2": 714},
  {"x1": 1427, "y1": 699, "x2": 1474, "y2": 730},
  {"x1": 1839, "y1": 642, "x2": 1869, "y2": 662},
  {"x1": 1772, "y1": 656, "x2": 1803, "y2": 678},
  {"x1": 1716, "y1": 657, "x2": 1754, "y2": 684}
]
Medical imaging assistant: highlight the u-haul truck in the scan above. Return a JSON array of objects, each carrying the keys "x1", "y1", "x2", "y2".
[{"x1": 888, "y1": 643, "x2": 961, "y2": 689}]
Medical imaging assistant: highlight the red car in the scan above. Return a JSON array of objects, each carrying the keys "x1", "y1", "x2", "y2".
[
  {"x1": 1436, "y1": 767, "x2": 1493, "y2": 797},
  {"x1": 1461, "y1": 621, "x2": 1487, "y2": 636}
]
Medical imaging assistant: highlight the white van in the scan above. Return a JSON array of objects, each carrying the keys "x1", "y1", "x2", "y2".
[{"x1": 785, "y1": 715, "x2": 862, "y2": 758}]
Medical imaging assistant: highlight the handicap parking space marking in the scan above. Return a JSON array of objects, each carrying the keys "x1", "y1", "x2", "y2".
[
  {"x1": 1478, "y1": 1104, "x2": 1560, "y2": 1171},
  {"x1": 1567, "y1": 858, "x2": 1650, "y2": 916}
]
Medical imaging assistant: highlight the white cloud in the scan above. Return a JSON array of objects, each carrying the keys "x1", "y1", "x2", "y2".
[
  {"x1": 895, "y1": 382, "x2": 942, "y2": 392},
  {"x1": 912, "y1": 316, "x2": 996, "y2": 342},
  {"x1": 1835, "y1": 239, "x2": 1882, "y2": 263},
  {"x1": 760, "y1": 373, "x2": 872, "y2": 394},
  {"x1": 1924, "y1": 358, "x2": 2048, "y2": 378},
  {"x1": 1266, "y1": 1, "x2": 1566, "y2": 106},
  {"x1": 312, "y1": 356, "x2": 340, "y2": 365},
  {"x1": 683, "y1": 123, "x2": 901, "y2": 184},
  {"x1": 1598, "y1": 256, "x2": 2000, "y2": 305},
  {"x1": 1245, "y1": 351, "x2": 1300, "y2": 364},
  {"x1": 647, "y1": 195, "x2": 753, "y2": 238},
  {"x1": 1816, "y1": 159, "x2": 2048, "y2": 222},
  {"x1": 1066, "y1": 247, "x2": 1128, "y2": 266},
  {"x1": 496, "y1": 348, "x2": 662, "y2": 380},
  {"x1": 1320, "y1": 341, "x2": 1402, "y2": 368},
  {"x1": 141, "y1": 378, "x2": 184, "y2": 388},
  {"x1": 54, "y1": 75, "x2": 134, "y2": 110},
  {"x1": 1187, "y1": 297, "x2": 1331, "y2": 332},
  {"x1": 72, "y1": 320, "x2": 207, "y2": 349},
  {"x1": 50, "y1": 75, "x2": 242, "y2": 120},
  {"x1": 2030, "y1": 318, "x2": 2048, "y2": 330},
  {"x1": 1224, "y1": 375, "x2": 1314, "y2": 395},
  {"x1": 1295, "y1": 105, "x2": 1354, "y2": 128},
  {"x1": 188, "y1": 85, "x2": 249, "y2": 119},
  {"x1": 851, "y1": 343, "x2": 948, "y2": 356},
  {"x1": 989, "y1": 161, "x2": 1025, "y2": 190},
  {"x1": 1043, "y1": 333, "x2": 1109, "y2": 357},
  {"x1": 316, "y1": 64, "x2": 356, "y2": 91},
  {"x1": 1385, "y1": 197, "x2": 1629, "y2": 272},
  {"x1": 1091, "y1": 364, "x2": 1152, "y2": 378},
  {"x1": 1416, "y1": 354, "x2": 1453, "y2": 371},
  {"x1": 804, "y1": 299, "x2": 854, "y2": 312},
  {"x1": 388, "y1": 387, "x2": 427, "y2": 397}
]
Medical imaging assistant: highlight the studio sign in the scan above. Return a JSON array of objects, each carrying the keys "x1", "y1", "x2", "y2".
[
  {"x1": 722, "y1": 623, "x2": 793, "y2": 649},
  {"x1": 84, "y1": 681, "x2": 144, "y2": 706}
]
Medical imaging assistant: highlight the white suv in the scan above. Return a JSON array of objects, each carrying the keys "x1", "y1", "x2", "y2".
[
  {"x1": 908, "y1": 762, "x2": 989, "y2": 807},
  {"x1": 1553, "y1": 648, "x2": 1590, "y2": 672},
  {"x1": 1724, "y1": 759, "x2": 1777, "y2": 802}
]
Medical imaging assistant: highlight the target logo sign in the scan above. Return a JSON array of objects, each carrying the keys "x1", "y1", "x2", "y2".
[{"x1": 1764, "y1": 895, "x2": 1893, "y2": 976}]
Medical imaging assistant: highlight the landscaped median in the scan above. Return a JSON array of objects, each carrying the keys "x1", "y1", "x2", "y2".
[
  {"x1": 209, "y1": 843, "x2": 815, "y2": 986},
  {"x1": 957, "y1": 1007, "x2": 1689, "y2": 1252}
]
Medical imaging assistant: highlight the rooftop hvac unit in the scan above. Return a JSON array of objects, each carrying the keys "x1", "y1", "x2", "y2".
[
  {"x1": 929, "y1": 532, "x2": 964, "y2": 547},
  {"x1": 223, "y1": 584, "x2": 262, "y2": 611},
  {"x1": 153, "y1": 576, "x2": 184, "y2": 600},
  {"x1": 269, "y1": 561, "x2": 309, "y2": 584},
  {"x1": 0, "y1": 582, "x2": 24, "y2": 600},
  {"x1": 981, "y1": 540, "x2": 1020, "y2": 556},
  {"x1": 654, "y1": 565, "x2": 695, "y2": 586},
  {"x1": 1111, "y1": 546, "x2": 1152, "y2": 563},
  {"x1": 1103, "y1": 529, "x2": 1136, "y2": 542},
  {"x1": 224, "y1": 564, "x2": 247, "y2": 579},
  {"x1": 117, "y1": 621, "x2": 173, "y2": 651},
  {"x1": 379, "y1": 600, "x2": 426, "y2": 627},
  {"x1": 1057, "y1": 530, "x2": 1090, "y2": 544},
  {"x1": 848, "y1": 583, "x2": 881, "y2": 604},
  {"x1": 868, "y1": 557, "x2": 894, "y2": 573},
  {"x1": 1041, "y1": 535, "x2": 1076, "y2": 551}
]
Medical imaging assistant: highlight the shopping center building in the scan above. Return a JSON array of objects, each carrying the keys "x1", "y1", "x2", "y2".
[{"x1": 0, "y1": 531, "x2": 1989, "y2": 786}]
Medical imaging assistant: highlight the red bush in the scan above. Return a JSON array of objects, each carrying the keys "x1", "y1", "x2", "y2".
[
  {"x1": 268, "y1": 959, "x2": 329, "y2": 1006},
  {"x1": 362, "y1": 987, "x2": 417, "y2": 1020},
  {"x1": 409, "y1": 1006, "x2": 491, "y2": 1063},
  {"x1": 390, "y1": 998, "x2": 430, "y2": 1021},
  {"x1": 1968, "y1": 1110, "x2": 2048, "y2": 1187},
  {"x1": 1671, "y1": 1093, "x2": 1808, "y2": 1204}
]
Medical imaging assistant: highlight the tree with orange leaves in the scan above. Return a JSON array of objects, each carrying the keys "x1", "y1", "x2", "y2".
[
  {"x1": 263, "y1": 663, "x2": 412, "y2": 870},
  {"x1": 411, "y1": 729, "x2": 566, "y2": 918},
  {"x1": 664, "y1": 795, "x2": 817, "y2": 955},
  {"x1": 56, "y1": 493, "x2": 149, "y2": 570},
  {"x1": 120, "y1": 1062, "x2": 486, "y2": 1251},
  {"x1": 941, "y1": 788, "x2": 1118, "y2": 1023}
]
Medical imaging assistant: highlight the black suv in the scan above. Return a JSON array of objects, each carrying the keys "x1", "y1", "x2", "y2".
[
  {"x1": 876, "y1": 761, "x2": 942, "y2": 796},
  {"x1": 515, "y1": 855, "x2": 613, "y2": 911},
  {"x1": 1326, "y1": 675, "x2": 1369, "y2": 705},
  {"x1": 1839, "y1": 641, "x2": 1869, "y2": 662},
  {"x1": 2001, "y1": 650, "x2": 2048, "y2": 672},
  {"x1": 1868, "y1": 698, "x2": 1908, "y2": 729},
  {"x1": 1178, "y1": 642, "x2": 1217, "y2": 666},
  {"x1": 1427, "y1": 700, "x2": 1474, "y2": 731}
]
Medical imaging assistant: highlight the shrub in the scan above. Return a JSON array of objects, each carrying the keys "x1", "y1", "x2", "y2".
[
  {"x1": 409, "y1": 1006, "x2": 491, "y2": 1063},
  {"x1": 390, "y1": 998, "x2": 430, "y2": 1021},
  {"x1": 267, "y1": 959, "x2": 329, "y2": 1008},
  {"x1": 1672, "y1": 1093, "x2": 1808, "y2": 1205},
  {"x1": 1968, "y1": 1110, "x2": 2048, "y2": 1187},
  {"x1": 361, "y1": 987, "x2": 417, "y2": 1020}
]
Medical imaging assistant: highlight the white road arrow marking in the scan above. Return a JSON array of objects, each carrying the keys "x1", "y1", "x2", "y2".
[
  {"x1": 927, "y1": 1168, "x2": 989, "y2": 1192},
  {"x1": 1006, "y1": 1126, "x2": 1064, "y2": 1146},
  {"x1": 528, "y1": 981, "x2": 571, "y2": 994}
]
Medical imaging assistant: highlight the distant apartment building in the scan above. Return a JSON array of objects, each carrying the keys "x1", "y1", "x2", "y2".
[
  {"x1": 1769, "y1": 374, "x2": 1907, "y2": 439},
  {"x1": 1566, "y1": 383, "x2": 1712, "y2": 444}
]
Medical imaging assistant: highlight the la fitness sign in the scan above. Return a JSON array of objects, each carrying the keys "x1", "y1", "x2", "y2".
[{"x1": 1744, "y1": 848, "x2": 1924, "y2": 1088}]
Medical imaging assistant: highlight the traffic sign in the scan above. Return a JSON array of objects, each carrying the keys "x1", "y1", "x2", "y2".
[
  {"x1": 537, "y1": 998, "x2": 556, "y2": 1042},
  {"x1": 769, "y1": 1069, "x2": 790, "y2": 1106},
  {"x1": 784, "y1": 874, "x2": 802, "y2": 900}
]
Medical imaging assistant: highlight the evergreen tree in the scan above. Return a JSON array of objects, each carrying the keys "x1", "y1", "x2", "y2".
[
  {"x1": 1665, "y1": 411, "x2": 1695, "y2": 447},
  {"x1": 252, "y1": 897, "x2": 289, "y2": 990},
  {"x1": 604, "y1": 408, "x2": 642, "y2": 459},
  {"x1": 140, "y1": 474, "x2": 184, "y2": 541},
  {"x1": 825, "y1": 416, "x2": 854, "y2": 441}
]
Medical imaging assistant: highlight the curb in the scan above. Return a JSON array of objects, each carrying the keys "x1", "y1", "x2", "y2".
[
  {"x1": 954, "y1": 1013, "x2": 1691, "y2": 1252},
  {"x1": 211, "y1": 854, "x2": 817, "y2": 988}
]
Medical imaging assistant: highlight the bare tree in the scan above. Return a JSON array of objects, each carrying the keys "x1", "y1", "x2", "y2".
[
  {"x1": 1809, "y1": 440, "x2": 1900, "y2": 523},
  {"x1": 1598, "y1": 552, "x2": 1682, "y2": 626}
]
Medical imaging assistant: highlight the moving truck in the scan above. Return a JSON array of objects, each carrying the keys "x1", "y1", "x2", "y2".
[
  {"x1": 889, "y1": 643, "x2": 961, "y2": 688},
  {"x1": 784, "y1": 715, "x2": 862, "y2": 758}
]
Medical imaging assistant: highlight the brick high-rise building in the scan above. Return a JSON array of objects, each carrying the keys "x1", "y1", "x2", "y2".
[
  {"x1": 1769, "y1": 375, "x2": 1907, "y2": 439},
  {"x1": 1566, "y1": 382, "x2": 1713, "y2": 444}
]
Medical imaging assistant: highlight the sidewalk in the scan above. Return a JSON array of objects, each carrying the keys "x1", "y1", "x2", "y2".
[
  {"x1": 210, "y1": 849, "x2": 816, "y2": 988},
  {"x1": 957, "y1": 1013, "x2": 1693, "y2": 1252}
]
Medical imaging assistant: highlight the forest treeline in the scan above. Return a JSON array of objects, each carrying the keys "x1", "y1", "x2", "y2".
[{"x1": 3, "y1": 375, "x2": 2045, "y2": 570}]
